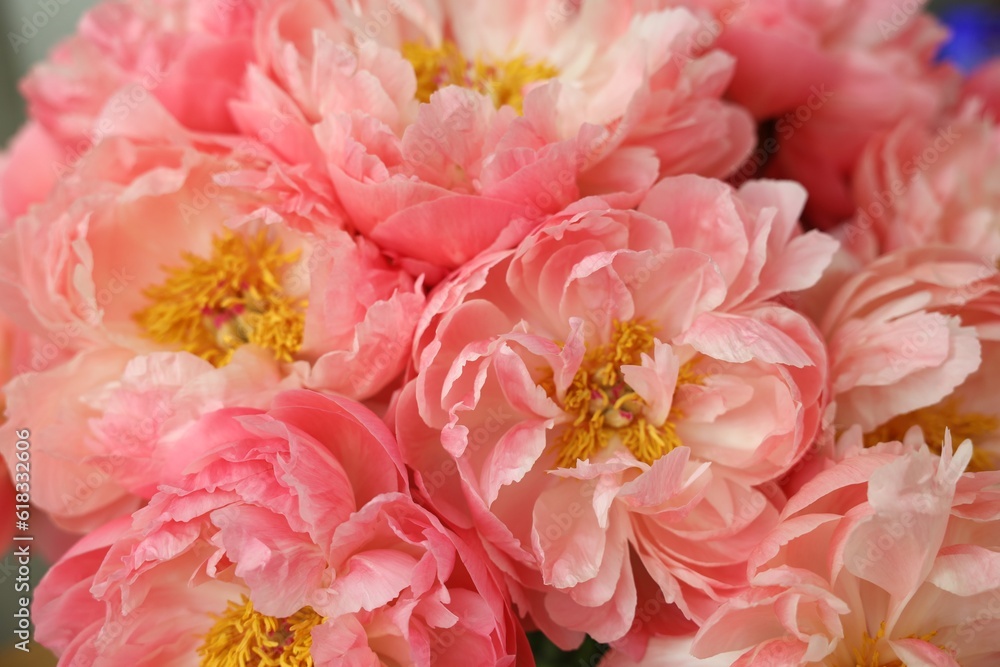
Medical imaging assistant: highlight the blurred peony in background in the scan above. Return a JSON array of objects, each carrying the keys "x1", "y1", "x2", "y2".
[
  {"x1": 0, "y1": 0, "x2": 998, "y2": 665},
  {"x1": 1, "y1": 0, "x2": 93, "y2": 142},
  {"x1": 0, "y1": 5, "x2": 108, "y2": 667}
]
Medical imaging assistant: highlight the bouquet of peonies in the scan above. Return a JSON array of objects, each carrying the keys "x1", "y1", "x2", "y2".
[{"x1": 3, "y1": 0, "x2": 1000, "y2": 665}]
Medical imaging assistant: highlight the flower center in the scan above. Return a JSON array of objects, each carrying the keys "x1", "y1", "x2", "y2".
[
  {"x1": 546, "y1": 320, "x2": 701, "y2": 468},
  {"x1": 850, "y1": 622, "x2": 902, "y2": 667},
  {"x1": 401, "y1": 40, "x2": 558, "y2": 112},
  {"x1": 846, "y1": 621, "x2": 937, "y2": 667},
  {"x1": 199, "y1": 596, "x2": 323, "y2": 667},
  {"x1": 863, "y1": 399, "x2": 997, "y2": 472},
  {"x1": 134, "y1": 230, "x2": 306, "y2": 367}
]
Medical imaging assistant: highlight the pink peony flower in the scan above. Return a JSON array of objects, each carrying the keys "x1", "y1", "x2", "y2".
[
  {"x1": 235, "y1": 0, "x2": 753, "y2": 275},
  {"x1": 844, "y1": 103, "x2": 1000, "y2": 262},
  {"x1": 602, "y1": 635, "x2": 741, "y2": 666},
  {"x1": 0, "y1": 137, "x2": 423, "y2": 531},
  {"x1": 692, "y1": 433, "x2": 1000, "y2": 666},
  {"x1": 0, "y1": 122, "x2": 61, "y2": 229},
  {"x1": 0, "y1": 135, "x2": 422, "y2": 396},
  {"x1": 20, "y1": 0, "x2": 754, "y2": 279},
  {"x1": 396, "y1": 175, "x2": 836, "y2": 651},
  {"x1": 21, "y1": 0, "x2": 257, "y2": 148},
  {"x1": 818, "y1": 246, "x2": 1000, "y2": 472},
  {"x1": 0, "y1": 347, "x2": 307, "y2": 532},
  {"x1": 33, "y1": 390, "x2": 530, "y2": 667},
  {"x1": 680, "y1": 0, "x2": 959, "y2": 227}
]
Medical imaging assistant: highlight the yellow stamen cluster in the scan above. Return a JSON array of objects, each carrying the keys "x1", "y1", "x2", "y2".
[
  {"x1": 401, "y1": 40, "x2": 558, "y2": 112},
  {"x1": 199, "y1": 596, "x2": 323, "y2": 667},
  {"x1": 864, "y1": 399, "x2": 997, "y2": 472},
  {"x1": 848, "y1": 621, "x2": 937, "y2": 667},
  {"x1": 134, "y1": 230, "x2": 306, "y2": 367},
  {"x1": 851, "y1": 622, "x2": 901, "y2": 667},
  {"x1": 546, "y1": 320, "x2": 701, "y2": 468}
]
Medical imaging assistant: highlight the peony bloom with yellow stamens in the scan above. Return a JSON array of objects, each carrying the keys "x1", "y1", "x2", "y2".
[
  {"x1": 0, "y1": 138, "x2": 424, "y2": 532},
  {"x1": 238, "y1": 0, "x2": 755, "y2": 277},
  {"x1": 692, "y1": 432, "x2": 1000, "y2": 666},
  {"x1": 818, "y1": 246, "x2": 1000, "y2": 473},
  {"x1": 396, "y1": 175, "x2": 837, "y2": 651},
  {"x1": 32, "y1": 391, "x2": 529, "y2": 667}
]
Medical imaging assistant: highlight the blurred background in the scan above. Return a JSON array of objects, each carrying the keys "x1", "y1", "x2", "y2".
[
  {"x1": 0, "y1": 0, "x2": 999, "y2": 665},
  {"x1": 1, "y1": 0, "x2": 93, "y2": 141}
]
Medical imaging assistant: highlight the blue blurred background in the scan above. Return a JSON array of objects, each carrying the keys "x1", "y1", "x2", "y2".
[
  {"x1": 0, "y1": 0, "x2": 998, "y2": 665},
  {"x1": 936, "y1": 0, "x2": 1000, "y2": 72}
]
